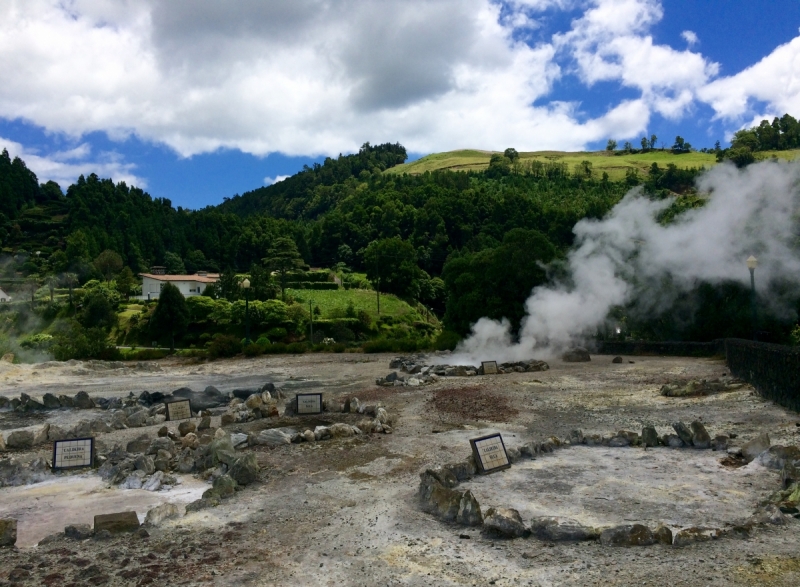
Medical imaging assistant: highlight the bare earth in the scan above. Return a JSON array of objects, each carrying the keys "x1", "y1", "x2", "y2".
[{"x1": 1, "y1": 353, "x2": 799, "y2": 586}]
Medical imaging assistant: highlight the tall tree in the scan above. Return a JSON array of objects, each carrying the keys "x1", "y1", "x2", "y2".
[
  {"x1": 364, "y1": 237, "x2": 421, "y2": 304},
  {"x1": 94, "y1": 249, "x2": 123, "y2": 284},
  {"x1": 116, "y1": 266, "x2": 136, "y2": 300},
  {"x1": 164, "y1": 251, "x2": 186, "y2": 275},
  {"x1": 45, "y1": 274, "x2": 58, "y2": 303},
  {"x1": 263, "y1": 237, "x2": 305, "y2": 300},
  {"x1": 63, "y1": 273, "x2": 78, "y2": 307},
  {"x1": 150, "y1": 283, "x2": 189, "y2": 351}
]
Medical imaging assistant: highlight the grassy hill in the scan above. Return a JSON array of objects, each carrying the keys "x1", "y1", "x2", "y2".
[{"x1": 387, "y1": 148, "x2": 800, "y2": 180}]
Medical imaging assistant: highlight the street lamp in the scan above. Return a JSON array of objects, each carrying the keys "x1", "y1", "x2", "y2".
[
  {"x1": 746, "y1": 256, "x2": 757, "y2": 341},
  {"x1": 240, "y1": 278, "x2": 251, "y2": 345}
]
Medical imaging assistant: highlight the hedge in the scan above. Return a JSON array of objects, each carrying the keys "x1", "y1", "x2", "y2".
[{"x1": 285, "y1": 282, "x2": 339, "y2": 290}]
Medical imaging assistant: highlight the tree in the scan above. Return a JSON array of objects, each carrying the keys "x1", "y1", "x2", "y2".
[
  {"x1": 623, "y1": 141, "x2": 633, "y2": 153},
  {"x1": 116, "y1": 266, "x2": 136, "y2": 300},
  {"x1": 606, "y1": 139, "x2": 617, "y2": 151},
  {"x1": 164, "y1": 251, "x2": 186, "y2": 275},
  {"x1": 94, "y1": 249, "x2": 123, "y2": 284},
  {"x1": 65, "y1": 230, "x2": 91, "y2": 264},
  {"x1": 22, "y1": 278, "x2": 38, "y2": 310},
  {"x1": 79, "y1": 290, "x2": 117, "y2": 331},
  {"x1": 650, "y1": 134, "x2": 658, "y2": 150},
  {"x1": 503, "y1": 148, "x2": 519, "y2": 162},
  {"x1": 150, "y1": 282, "x2": 189, "y2": 351},
  {"x1": 364, "y1": 237, "x2": 421, "y2": 309},
  {"x1": 45, "y1": 274, "x2": 58, "y2": 303},
  {"x1": 640, "y1": 137, "x2": 649, "y2": 151},
  {"x1": 63, "y1": 273, "x2": 78, "y2": 307},
  {"x1": 263, "y1": 237, "x2": 305, "y2": 300}
]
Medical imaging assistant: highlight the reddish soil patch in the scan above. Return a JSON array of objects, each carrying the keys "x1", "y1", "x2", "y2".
[{"x1": 429, "y1": 385, "x2": 519, "y2": 423}]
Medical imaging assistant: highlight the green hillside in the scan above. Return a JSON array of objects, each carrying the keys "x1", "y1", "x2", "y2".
[{"x1": 388, "y1": 148, "x2": 800, "y2": 180}]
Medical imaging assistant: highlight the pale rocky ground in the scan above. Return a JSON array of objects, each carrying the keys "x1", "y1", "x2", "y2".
[{"x1": 0, "y1": 353, "x2": 799, "y2": 586}]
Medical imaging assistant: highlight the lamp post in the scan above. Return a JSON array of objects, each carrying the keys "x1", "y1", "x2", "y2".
[
  {"x1": 241, "y1": 278, "x2": 251, "y2": 345},
  {"x1": 746, "y1": 256, "x2": 758, "y2": 341}
]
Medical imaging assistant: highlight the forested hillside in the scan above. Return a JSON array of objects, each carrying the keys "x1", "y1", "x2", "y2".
[{"x1": 2, "y1": 116, "x2": 800, "y2": 357}]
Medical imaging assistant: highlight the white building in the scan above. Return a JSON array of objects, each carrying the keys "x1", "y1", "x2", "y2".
[
  {"x1": 137, "y1": 272, "x2": 220, "y2": 300},
  {"x1": 0, "y1": 288, "x2": 10, "y2": 302}
]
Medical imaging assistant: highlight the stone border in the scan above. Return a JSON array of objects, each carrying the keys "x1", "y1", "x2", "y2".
[{"x1": 419, "y1": 423, "x2": 800, "y2": 547}]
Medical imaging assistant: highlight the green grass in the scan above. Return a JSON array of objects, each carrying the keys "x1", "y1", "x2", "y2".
[
  {"x1": 386, "y1": 148, "x2": 800, "y2": 180},
  {"x1": 286, "y1": 288, "x2": 421, "y2": 321}
]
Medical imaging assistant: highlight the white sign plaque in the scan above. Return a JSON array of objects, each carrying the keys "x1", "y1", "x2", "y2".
[
  {"x1": 165, "y1": 399, "x2": 192, "y2": 421},
  {"x1": 296, "y1": 393, "x2": 323, "y2": 415},
  {"x1": 470, "y1": 433, "x2": 510, "y2": 474},
  {"x1": 482, "y1": 361, "x2": 498, "y2": 375},
  {"x1": 53, "y1": 438, "x2": 94, "y2": 470}
]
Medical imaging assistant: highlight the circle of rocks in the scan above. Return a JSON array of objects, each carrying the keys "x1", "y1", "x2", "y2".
[{"x1": 419, "y1": 422, "x2": 800, "y2": 547}]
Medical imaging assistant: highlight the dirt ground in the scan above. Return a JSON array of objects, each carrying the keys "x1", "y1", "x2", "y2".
[{"x1": 1, "y1": 352, "x2": 800, "y2": 586}]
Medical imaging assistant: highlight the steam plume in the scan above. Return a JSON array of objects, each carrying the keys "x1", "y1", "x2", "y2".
[{"x1": 451, "y1": 159, "x2": 800, "y2": 364}]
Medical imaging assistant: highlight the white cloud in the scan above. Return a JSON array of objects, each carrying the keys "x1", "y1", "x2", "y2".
[
  {"x1": 264, "y1": 175, "x2": 289, "y2": 186},
  {"x1": 681, "y1": 30, "x2": 699, "y2": 46},
  {"x1": 0, "y1": 136, "x2": 144, "y2": 188}
]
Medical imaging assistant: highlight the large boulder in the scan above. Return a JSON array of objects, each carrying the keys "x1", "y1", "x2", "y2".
[
  {"x1": 456, "y1": 490, "x2": 483, "y2": 526},
  {"x1": 94, "y1": 512, "x2": 139, "y2": 534},
  {"x1": 742, "y1": 432, "x2": 771, "y2": 463},
  {"x1": 203, "y1": 474, "x2": 237, "y2": 499},
  {"x1": 73, "y1": 391, "x2": 95, "y2": 409},
  {"x1": 690, "y1": 421, "x2": 711, "y2": 449},
  {"x1": 671, "y1": 422, "x2": 694, "y2": 446},
  {"x1": 144, "y1": 503, "x2": 180, "y2": 527},
  {"x1": 6, "y1": 430, "x2": 34, "y2": 449},
  {"x1": 42, "y1": 393, "x2": 61, "y2": 410},
  {"x1": 757, "y1": 445, "x2": 800, "y2": 470},
  {"x1": 599, "y1": 524, "x2": 655, "y2": 547},
  {"x1": 250, "y1": 428, "x2": 293, "y2": 448},
  {"x1": 641, "y1": 426, "x2": 659, "y2": 448},
  {"x1": 418, "y1": 472, "x2": 463, "y2": 521},
  {"x1": 529, "y1": 517, "x2": 598, "y2": 541},
  {"x1": 0, "y1": 519, "x2": 17, "y2": 547},
  {"x1": 483, "y1": 508, "x2": 528, "y2": 538},
  {"x1": 229, "y1": 452, "x2": 260, "y2": 486},
  {"x1": 561, "y1": 347, "x2": 590, "y2": 362},
  {"x1": 173, "y1": 386, "x2": 228, "y2": 411}
]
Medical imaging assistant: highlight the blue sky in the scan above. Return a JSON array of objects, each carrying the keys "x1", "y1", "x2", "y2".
[{"x1": 1, "y1": 0, "x2": 799, "y2": 209}]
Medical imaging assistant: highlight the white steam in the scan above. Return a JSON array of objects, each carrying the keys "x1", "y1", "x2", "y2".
[{"x1": 452, "y1": 159, "x2": 800, "y2": 364}]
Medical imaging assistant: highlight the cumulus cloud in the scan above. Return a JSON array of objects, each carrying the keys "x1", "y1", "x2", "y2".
[
  {"x1": 0, "y1": 136, "x2": 143, "y2": 188},
  {"x1": 681, "y1": 30, "x2": 699, "y2": 46},
  {"x1": 263, "y1": 175, "x2": 289, "y2": 186}
]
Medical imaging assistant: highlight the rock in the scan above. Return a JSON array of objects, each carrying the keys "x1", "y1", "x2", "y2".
[
  {"x1": 220, "y1": 413, "x2": 236, "y2": 426},
  {"x1": 148, "y1": 437, "x2": 176, "y2": 456},
  {"x1": 178, "y1": 421, "x2": 196, "y2": 437},
  {"x1": 6, "y1": 430, "x2": 34, "y2": 449},
  {"x1": 711, "y1": 435, "x2": 729, "y2": 452},
  {"x1": 529, "y1": 517, "x2": 597, "y2": 541},
  {"x1": 120, "y1": 471, "x2": 146, "y2": 489},
  {"x1": 94, "y1": 511, "x2": 140, "y2": 534},
  {"x1": 32, "y1": 424, "x2": 50, "y2": 445},
  {"x1": 608, "y1": 436, "x2": 631, "y2": 447},
  {"x1": 229, "y1": 452, "x2": 259, "y2": 485},
  {"x1": 18, "y1": 393, "x2": 45, "y2": 412},
  {"x1": 345, "y1": 397, "x2": 361, "y2": 413},
  {"x1": 672, "y1": 422, "x2": 694, "y2": 446},
  {"x1": 42, "y1": 393, "x2": 61, "y2": 409},
  {"x1": 746, "y1": 504, "x2": 787, "y2": 527},
  {"x1": 252, "y1": 428, "x2": 293, "y2": 448},
  {"x1": 198, "y1": 415, "x2": 211, "y2": 430},
  {"x1": 203, "y1": 474, "x2": 237, "y2": 499},
  {"x1": 672, "y1": 526, "x2": 723, "y2": 547},
  {"x1": 612, "y1": 356, "x2": 623, "y2": 363},
  {"x1": 185, "y1": 497, "x2": 220, "y2": 513},
  {"x1": 456, "y1": 490, "x2": 483, "y2": 526},
  {"x1": 757, "y1": 445, "x2": 800, "y2": 470},
  {"x1": 425, "y1": 467, "x2": 458, "y2": 489},
  {"x1": 158, "y1": 426, "x2": 169, "y2": 437},
  {"x1": 600, "y1": 524, "x2": 655, "y2": 546},
  {"x1": 172, "y1": 385, "x2": 228, "y2": 411},
  {"x1": 641, "y1": 426, "x2": 659, "y2": 448},
  {"x1": 665, "y1": 434, "x2": 684, "y2": 448},
  {"x1": 742, "y1": 432, "x2": 771, "y2": 463},
  {"x1": 64, "y1": 524, "x2": 93, "y2": 540},
  {"x1": 418, "y1": 472, "x2": 463, "y2": 521},
  {"x1": 126, "y1": 434, "x2": 151, "y2": 454},
  {"x1": 0, "y1": 397, "x2": 8, "y2": 410},
  {"x1": 568, "y1": 429, "x2": 585, "y2": 445},
  {"x1": 484, "y1": 508, "x2": 528, "y2": 538},
  {"x1": 142, "y1": 470, "x2": 165, "y2": 491},
  {"x1": 134, "y1": 454, "x2": 155, "y2": 475},
  {"x1": 782, "y1": 461, "x2": 800, "y2": 489},
  {"x1": 244, "y1": 394, "x2": 263, "y2": 410},
  {"x1": 230, "y1": 433, "x2": 248, "y2": 448},
  {"x1": 127, "y1": 410, "x2": 148, "y2": 428},
  {"x1": 109, "y1": 411, "x2": 128, "y2": 429},
  {"x1": 690, "y1": 421, "x2": 711, "y2": 449},
  {"x1": 73, "y1": 391, "x2": 95, "y2": 409},
  {"x1": 0, "y1": 434, "x2": 4, "y2": 451},
  {"x1": 208, "y1": 436, "x2": 237, "y2": 467},
  {"x1": 58, "y1": 395, "x2": 74, "y2": 408},
  {"x1": 0, "y1": 518, "x2": 17, "y2": 547},
  {"x1": 562, "y1": 347, "x2": 590, "y2": 362},
  {"x1": 314, "y1": 426, "x2": 332, "y2": 441},
  {"x1": 144, "y1": 503, "x2": 180, "y2": 527},
  {"x1": 329, "y1": 423, "x2": 359, "y2": 438},
  {"x1": 654, "y1": 525, "x2": 673, "y2": 545}
]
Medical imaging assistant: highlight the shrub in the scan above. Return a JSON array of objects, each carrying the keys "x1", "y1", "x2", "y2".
[
  {"x1": 19, "y1": 333, "x2": 54, "y2": 350},
  {"x1": 255, "y1": 336, "x2": 271, "y2": 347},
  {"x1": 266, "y1": 327, "x2": 287, "y2": 341},
  {"x1": 243, "y1": 343, "x2": 264, "y2": 357},
  {"x1": 434, "y1": 330, "x2": 460, "y2": 351},
  {"x1": 124, "y1": 348, "x2": 170, "y2": 361},
  {"x1": 262, "y1": 342, "x2": 287, "y2": 354},
  {"x1": 208, "y1": 334, "x2": 242, "y2": 358},
  {"x1": 286, "y1": 342, "x2": 307, "y2": 354}
]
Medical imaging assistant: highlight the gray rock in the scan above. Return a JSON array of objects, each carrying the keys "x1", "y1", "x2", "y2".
[
  {"x1": 314, "y1": 426, "x2": 332, "y2": 441},
  {"x1": 185, "y1": 497, "x2": 220, "y2": 513},
  {"x1": 599, "y1": 524, "x2": 655, "y2": 546},
  {"x1": 418, "y1": 472, "x2": 463, "y2": 521},
  {"x1": 64, "y1": 524, "x2": 93, "y2": 540},
  {"x1": 757, "y1": 445, "x2": 800, "y2": 470},
  {"x1": 229, "y1": 452, "x2": 260, "y2": 486},
  {"x1": 178, "y1": 421, "x2": 196, "y2": 437},
  {"x1": 147, "y1": 437, "x2": 176, "y2": 456},
  {"x1": 230, "y1": 433, "x2": 248, "y2": 448},
  {"x1": 665, "y1": 434, "x2": 684, "y2": 448},
  {"x1": 711, "y1": 435, "x2": 729, "y2": 452},
  {"x1": 172, "y1": 386, "x2": 228, "y2": 411},
  {"x1": 144, "y1": 503, "x2": 180, "y2": 526},
  {"x1": 654, "y1": 525, "x2": 673, "y2": 544},
  {"x1": 612, "y1": 356, "x2": 623, "y2": 364},
  {"x1": 0, "y1": 518, "x2": 17, "y2": 547},
  {"x1": 58, "y1": 395, "x2": 74, "y2": 408},
  {"x1": 6, "y1": 430, "x2": 34, "y2": 449},
  {"x1": 42, "y1": 393, "x2": 61, "y2": 409},
  {"x1": 529, "y1": 517, "x2": 598, "y2": 541},
  {"x1": 73, "y1": 391, "x2": 95, "y2": 409},
  {"x1": 456, "y1": 490, "x2": 483, "y2": 526},
  {"x1": 127, "y1": 410, "x2": 148, "y2": 428},
  {"x1": 329, "y1": 423, "x2": 359, "y2": 438},
  {"x1": 142, "y1": 470, "x2": 164, "y2": 491},
  {"x1": 109, "y1": 411, "x2": 128, "y2": 429},
  {"x1": 641, "y1": 426, "x2": 659, "y2": 447},
  {"x1": 198, "y1": 415, "x2": 211, "y2": 430},
  {"x1": 608, "y1": 436, "x2": 631, "y2": 447},
  {"x1": 672, "y1": 422, "x2": 694, "y2": 446},
  {"x1": 126, "y1": 434, "x2": 151, "y2": 454},
  {"x1": 208, "y1": 436, "x2": 237, "y2": 467},
  {"x1": 93, "y1": 511, "x2": 140, "y2": 534},
  {"x1": 484, "y1": 508, "x2": 528, "y2": 538},
  {"x1": 203, "y1": 474, "x2": 237, "y2": 499},
  {"x1": 252, "y1": 428, "x2": 292, "y2": 448},
  {"x1": 690, "y1": 421, "x2": 711, "y2": 449},
  {"x1": 425, "y1": 467, "x2": 458, "y2": 489},
  {"x1": 134, "y1": 454, "x2": 155, "y2": 475},
  {"x1": 120, "y1": 471, "x2": 145, "y2": 489},
  {"x1": 561, "y1": 347, "x2": 590, "y2": 362},
  {"x1": 672, "y1": 526, "x2": 723, "y2": 547},
  {"x1": 568, "y1": 429, "x2": 585, "y2": 444},
  {"x1": 742, "y1": 432, "x2": 771, "y2": 463}
]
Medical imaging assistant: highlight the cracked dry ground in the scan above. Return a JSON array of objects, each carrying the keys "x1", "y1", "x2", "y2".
[{"x1": 2, "y1": 353, "x2": 800, "y2": 586}]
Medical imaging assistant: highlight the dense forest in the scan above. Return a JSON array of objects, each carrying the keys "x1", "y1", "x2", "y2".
[{"x1": 1, "y1": 115, "x2": 799, "y2": 359}]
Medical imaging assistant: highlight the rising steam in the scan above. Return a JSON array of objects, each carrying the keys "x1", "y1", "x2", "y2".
[{"x1": 451, "y1": 159, "x2": 800, "y2": 364}]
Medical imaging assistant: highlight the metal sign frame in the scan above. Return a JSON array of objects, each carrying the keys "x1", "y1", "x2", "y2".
[
  {"x1": 470, "y1": 433, "x2": 511, "y2": 474},
  {"x1": 165, "y1": 399, "x2": 193, "y2": 421},
  {"x1": 481, "y1": 360, "x2": 499, "y2": 375},
  {"x1": 52, "y1": 437, "x2": 95, "y2": 471},
  {"x1": 295, "y1": 392, "x2": 323, "y2": 415}
]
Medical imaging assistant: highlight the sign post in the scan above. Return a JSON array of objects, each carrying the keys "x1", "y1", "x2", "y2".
[
  {"x1": 296, "y1": 393, "x2": 323, "y2": 415},
  {"x1": 470, "y1": 433, "x2": 510, "y2": 474},
  {"x1": 165, "y1": 399, "x2": 192, "y2": 421},
  {"x1": 53, "y1": 438, "x2": 95, "y2": 470},
  {"x1": 481, "y1": 361, "x2": 498, "y2": 375}
]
